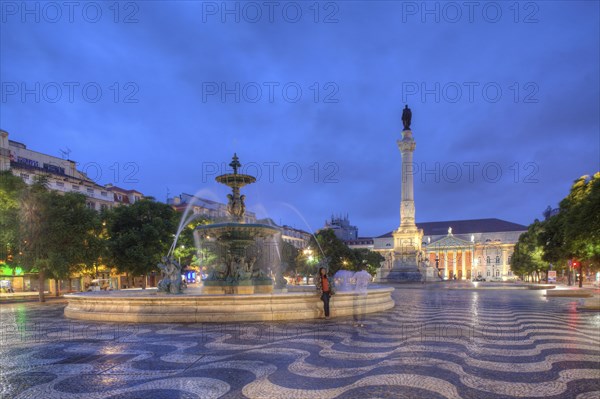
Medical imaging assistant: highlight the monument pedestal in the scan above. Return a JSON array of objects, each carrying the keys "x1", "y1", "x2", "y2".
[{"x1": 380, "y1": 225, "x2": 424, "y2": 282}]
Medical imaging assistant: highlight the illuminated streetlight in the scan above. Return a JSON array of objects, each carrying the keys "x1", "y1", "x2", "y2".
[{"x1": 304, "y1": 248, "x2": 314, "y2": 262}]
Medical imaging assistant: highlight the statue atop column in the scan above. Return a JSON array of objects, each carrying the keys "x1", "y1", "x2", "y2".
[{"x1": 401, "y1": 105, "x2": 412, "y2": 131}]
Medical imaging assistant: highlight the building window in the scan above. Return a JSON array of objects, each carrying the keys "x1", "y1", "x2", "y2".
[
  {"x1": 56, "y1": 182, "x2": 64, "y2": 187},
  {"x1": 495, "y1": 256, "x2": 500, "y2": 264},
  {"x1": 508, "y1": 255, "x2": 512, "y2": 264},
  {"x1": 496, "y1": 270, "x2": 500, "y2": 277},
  {"x1": 487, "y1": 270, "x2": 490, "y2": 277},
  {"x1": 86, "y1": 188, "x2": 94, "y2": 194},
  {"x1": 72, "y1": 185, "x2": 79, "y2": 190},
  {"x1": 101, "y1": 191, "x2": 107, "y2": 197},
  {"x1": 100, "y1": 204, "x2": 108, "y2": 211},
  {"x1": 486, "y1": 256, "x2": 491, "y2": 264},
  {"x1": 508, "y1": 270, "x2": 512, "y2": 276},
  {"x1": 117, "y1": 194, "x2": 122, "y2": 201},
  {"x1": 20, "y1": 173, "x2": 30, "y2": 180},
  {"x1": 86, "y1": 202, "x2": 95, "y2": 210}
]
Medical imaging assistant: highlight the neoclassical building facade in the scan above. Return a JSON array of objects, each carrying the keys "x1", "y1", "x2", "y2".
[{"x1": 374, "y1": 218, "x2": 526, "y2": 281}]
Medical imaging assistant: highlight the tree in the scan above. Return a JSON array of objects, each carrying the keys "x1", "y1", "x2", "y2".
[
  {"x1": 79, "y1": 210, "x2": 111, "y2": 282},
  {"x1": 279, "y1": 241, "x2": 299, "y2": 276},
  {"x1": 18, "y1": 179, "x2": 98, "y2": 301},
  {"x1": 536, "y1": 174, "x2": 600, "y2": 286},
  {"x1": 106, "y1": 199, "x2": 176, "y2": 287},
  {"x1": 560, "y1": 173, "x2": 600, "y2": 285},
  {"x1": 306, "y1": 229, "x2": 382, "y2": 276},
  {"x1": 510, "y1": 220, "x2": 547, "y2": 282},
  {"x1": 171, "y1": 215, "x2": 211, "y2": 267},
  {"x1": 538, "y1": 211, "x2": 571, "y2": 283},
  {"x1": 563, "y1": 174, "x2": 600, "y2": 261},
  {"x1": 0, "y1": 171, "x2": 26, "y2": 268},
  {"x1": 308, "y1": 229, "x2": 355, "y2": 275},
  {"x1": 46, "y1": 191, "x2": 101, "y2": 295},
  {"x1": 352, "y1": 248, "x2": 385, "y2": 276}
]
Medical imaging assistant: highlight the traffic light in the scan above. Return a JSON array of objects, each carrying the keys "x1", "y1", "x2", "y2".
[{"x1": 572, "y1": 261, "x2": 579, "y2": 268}]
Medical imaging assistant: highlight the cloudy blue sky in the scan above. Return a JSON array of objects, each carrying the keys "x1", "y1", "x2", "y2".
[{"x1": 2, "y1": 1, "x2": 599, "y2": 237}]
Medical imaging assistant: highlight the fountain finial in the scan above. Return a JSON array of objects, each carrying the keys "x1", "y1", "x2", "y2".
[{"x1": 229, "y1": 153, "x2": 241, "y2": 174}]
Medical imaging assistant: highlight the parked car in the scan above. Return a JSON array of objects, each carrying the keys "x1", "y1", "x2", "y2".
[{"x1": 473, "y1": 276, "x2": 486, "y2": 282}]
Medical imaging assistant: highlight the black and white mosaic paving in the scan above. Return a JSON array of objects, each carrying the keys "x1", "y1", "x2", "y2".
[{"x1": 1, "y1": 288, "x2": 599, "y2": 398}]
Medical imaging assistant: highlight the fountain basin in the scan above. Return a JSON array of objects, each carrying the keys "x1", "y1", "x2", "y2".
[
  {"x1": 195, "y1": 222, "x2": 281, "y2": 294},
  {"x1": 63, "y1": 286, "x2": 395, "y2": 323}
]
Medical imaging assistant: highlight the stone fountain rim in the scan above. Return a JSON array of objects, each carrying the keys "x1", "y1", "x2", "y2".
[
  {"x1": 64, "y1": 286, "x2": 394, "y2": 300},
  {"x1": 63, "y1": 285, "x2": 396, "y2": 323},
  {"x1": 215, "y1": 173, "x2": 256, "y2": 183}
]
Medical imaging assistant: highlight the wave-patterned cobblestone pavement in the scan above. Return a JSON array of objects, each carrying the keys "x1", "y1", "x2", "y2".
[{"x1": 1, "y1": 289, "x2": 599, "y2": 398}]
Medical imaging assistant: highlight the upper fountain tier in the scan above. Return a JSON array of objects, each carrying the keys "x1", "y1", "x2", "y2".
[
  {"x1": 215, "y1": 153, "x2": 257, "y2": 223},
  {"x1": 215, "y1": 173, "x2": 256, "y2": 188}
]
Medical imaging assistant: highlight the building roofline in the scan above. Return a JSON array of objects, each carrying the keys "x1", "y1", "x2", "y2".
[
  {"x1": 9, "y1": 140, "x2": 76, "y2": 163},
  {"x1": 376, "y1": 218, "x2": 528, "y2": 238},
  {"x1": 106, "y1": 185, "x2": 143, "y2": 194}
]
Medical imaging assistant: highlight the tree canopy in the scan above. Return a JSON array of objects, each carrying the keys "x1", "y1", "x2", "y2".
[
  {"x1": 0, "y1": 171, "x2": 26, "y2": 266},
  {"x1": 106, "y1": 199, "x2": 176, "y2": 278},
  {"x1": 307, "y1": 229, "x2": 383, "y2": 276},
  {"x1": 16, "y1": 177, "x2": 100, "y2": 301},
  {"x1": 512, "y1": 173, "x2": 600, "y2": 282}
]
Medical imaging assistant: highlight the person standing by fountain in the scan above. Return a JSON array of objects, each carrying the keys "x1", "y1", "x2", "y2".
[{"x1": 316, "y1": 267, "x2": 334, "y2": 319}]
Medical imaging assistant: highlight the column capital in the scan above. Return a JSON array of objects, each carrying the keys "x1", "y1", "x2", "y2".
[{"x1": 397, "y1": 138, "x2": 416, "y2": 153}]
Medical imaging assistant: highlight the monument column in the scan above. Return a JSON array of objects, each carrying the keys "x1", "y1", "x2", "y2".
[
  {"x1": 380, "y1": 105, "x2": 424, "y2": 282},
  {"x1": 398, "y1": 130, "x2": 417, "y2": 228}
]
